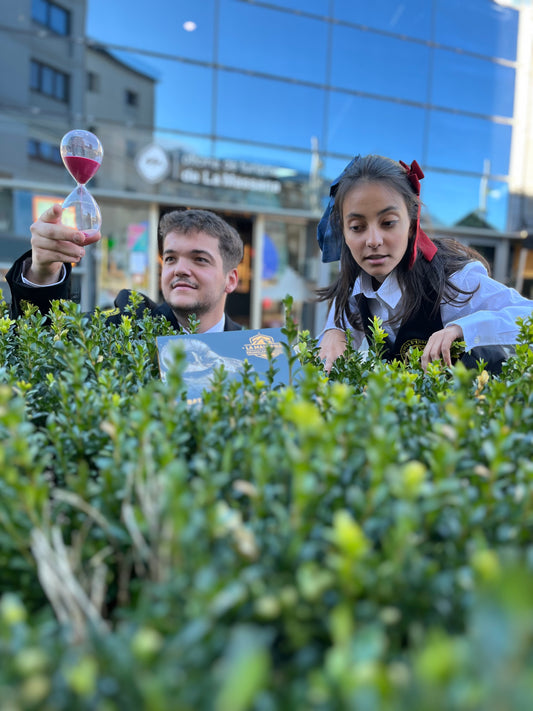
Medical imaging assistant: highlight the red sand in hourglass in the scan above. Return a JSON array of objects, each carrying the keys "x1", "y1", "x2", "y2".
[{"x1": 63, "y1": 156, "x2": 100, "y2": 184}]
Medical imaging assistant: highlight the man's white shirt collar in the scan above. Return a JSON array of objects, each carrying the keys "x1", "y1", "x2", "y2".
[
  {"x1": 204, "y1": 314, "x2": 226, "y2": 333},
  {"x1": 182, "y1": 314, "x2": 226, "y2": 334}
]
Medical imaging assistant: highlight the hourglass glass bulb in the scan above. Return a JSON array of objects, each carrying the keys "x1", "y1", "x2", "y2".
[
  {"x1": 62, "y1": 186, "x2": 102, "y2": 237},
  {"x1": 60, "y1": 130, "x2": 103, "y2": 183}
]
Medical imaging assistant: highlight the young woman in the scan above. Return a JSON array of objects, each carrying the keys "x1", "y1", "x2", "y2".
[{"x1": 317, "y1": 154, "x2": 532, "y2": 373}]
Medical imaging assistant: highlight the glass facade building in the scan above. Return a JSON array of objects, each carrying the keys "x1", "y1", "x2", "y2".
[{"x1": 0, "y1": 0, "x2": 530, "y2": 329}]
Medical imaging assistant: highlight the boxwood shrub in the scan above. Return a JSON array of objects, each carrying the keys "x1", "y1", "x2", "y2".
[{"x1": 1, "y1": 294, "x2": 533, "y2": 710}]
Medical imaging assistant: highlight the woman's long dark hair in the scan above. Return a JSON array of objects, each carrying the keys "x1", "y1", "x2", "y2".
[{"x1": 317, "y1": 155, "x2": 489, "y2": 330}]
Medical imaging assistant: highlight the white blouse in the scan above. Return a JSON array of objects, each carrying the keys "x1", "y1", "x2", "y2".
[{"x1": 321, "y1": 261, "x2": 533, "y2": 352}]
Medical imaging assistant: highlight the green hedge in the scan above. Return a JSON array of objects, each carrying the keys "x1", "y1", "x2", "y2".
[{"x1": 1, "y1": 294, "x2": 533, "y2": 710}]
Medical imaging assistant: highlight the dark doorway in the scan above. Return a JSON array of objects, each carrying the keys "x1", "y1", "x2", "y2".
[{"x1": 219, "y1": 211, "x2": 252, "y2": 328}]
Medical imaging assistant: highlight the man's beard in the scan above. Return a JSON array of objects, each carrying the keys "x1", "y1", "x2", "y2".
[
  {"x1": 176, "y1": 301, "x2": 209, "y2": 316},
  {"x1": 171, "y1": 294, "x2": 225, "y2": 328},
  {"x1": 173, "y1": 299, "x2": 210, "y2": 321}
]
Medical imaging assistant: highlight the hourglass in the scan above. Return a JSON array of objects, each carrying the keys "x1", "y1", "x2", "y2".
[{"x1": 60, "y1": 129, "x2": 103, "y2": 236}]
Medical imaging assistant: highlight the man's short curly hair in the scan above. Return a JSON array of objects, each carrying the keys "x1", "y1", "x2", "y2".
[{"x1": 158, "y1": 209, "x2": 244, "y2": 271}]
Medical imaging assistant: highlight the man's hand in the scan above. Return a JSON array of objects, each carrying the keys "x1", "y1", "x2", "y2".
[
  {"x1": 421, "y1": 324, "x2": 463, "y2": 371},
  {"x1": 319, "y1": 328, "x2": 347, "y2": 373},
  {"x1": 27, "y1": 204, "x2": 101, "y2": 285}
]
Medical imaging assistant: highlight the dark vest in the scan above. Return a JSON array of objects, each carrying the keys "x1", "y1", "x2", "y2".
[{"x1": 355, "y1": 290, "x2": 506, "y2": 374}]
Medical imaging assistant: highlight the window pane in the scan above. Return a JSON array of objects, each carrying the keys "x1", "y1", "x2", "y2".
[
  {"x1": 85, "y1": 0, "x2": 216, "y2": 64},
  {"x1": 0, "y1": 189, "x2": 14, "y2": 237},
  {"x1": 55, "y1": 71, "x2": 68, "y2": 101},
  {"x1": 30, "y1": 60, "x2": 40, "y2": 89},
  {"x1": 435, "y1": 0, "x2": 518, "y2": 61},
  {"x1": 216, "y1": 72, "x2": 324, "y2": 149},
  {"x1": 265, "y1": 0, "x2": 330, "y2": 14},
  {"x1": 87, "y1": 71, "x2": 99, "y2": 92},
  {"x1": 52, "y1": 144, "x2": 62, "y2": 163},
  {"x1": 326, "y1": 92, "x2": 425, "y2": 160},
  {"x1": 148, "y1": 58, "x2": 213, "y2": 135},
  {"x1": 219, "y1": 0, "x2": 328, "y2": 83},
  {"x1": 28, "y1": 139, "x2": 38, "y2": 157},
  {"x1": 41, "y1": 66, "x2": 54, "y2": 95},
  {"x1": 31, "y1": 0, "x2": 48, "y2": 24},
  {"x1": 334, "y1": 0, "x2": 432, "y2": 41},
  {"x1": 431, "y1": 49, "x2": 515, "y2": 117},
  {"x1": 331, "y1": 25, "x2": 430, "y2": 103},
  {"x1": 427, "y1": 112, "x2": 512, "y2": 175},
  {"x1": 54, "y1": 72, "x2": 65, "y2": 100},
  {"x1": 154, "y1": 130, "x2": 212, "y2": 159},
  {"x1": 125, "y1": 90, "x2": 138, "y2": 106},
  {"x1": 50, "y1": 4, "x2": 69, "y2": 35},
  {"x1": 423, "y1": 170, "x2": 509, "y2": 231},
  {"x1": 40, "y1": 142, "x2": 53, "y2": 160}
]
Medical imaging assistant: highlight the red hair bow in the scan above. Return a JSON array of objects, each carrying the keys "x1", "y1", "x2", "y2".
[{"x1": 399, "y1": 159, "x2": 437, "y2": 268}]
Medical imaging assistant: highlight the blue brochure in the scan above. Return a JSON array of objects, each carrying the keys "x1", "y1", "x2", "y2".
[{"x1": 156, "y1": 327, "x2": 293, "y2": 404}]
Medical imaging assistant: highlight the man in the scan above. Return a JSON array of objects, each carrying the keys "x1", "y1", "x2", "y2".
[{"x1": 6, "y1": 205, "x2": 244, "y2": 332}]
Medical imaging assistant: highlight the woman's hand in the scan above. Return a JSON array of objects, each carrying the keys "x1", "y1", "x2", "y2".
[
  {"x1": 319, "y1": 329, "x2": 347, "y2": 372},
  {"x1": 421, "y1": 324, "x2": 463, "y2": 371},
  {"x1": 28, "y1": 204, "x2": 101, "y2": 284}
]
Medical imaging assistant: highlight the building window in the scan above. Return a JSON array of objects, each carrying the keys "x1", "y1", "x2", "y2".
[
  {"x1": 32, "y1": 0, "x2": 70, "y2": 36},
  {"x1": 125, "y1": 89, "x2": 139, "y2": 107},
  {"x1": 28, "y1": 138, "x2": 63, "y2": 165},
  {"x1": 126, "y1": 140, "x2": 137, "y2": 159},
  {"x1": 30, "y1": 59, "x2": 69, "y2": 102},
  {"x1": 87, "y1": 71, "x2": 100, "y2": 92}
]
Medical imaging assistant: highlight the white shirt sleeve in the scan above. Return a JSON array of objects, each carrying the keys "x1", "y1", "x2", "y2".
[
  {"x1": 442, "y1": 261, "x2": 533, "y2": 350},
  {"x1": 318, "y1": 299, "x2": 365, "y2": 349},
  {"x1": 322, "y1": 301, "x2": 340, "y2": 332},
  {"x1": 20, "y1": 259, "x2": 66, "y2": 287}
]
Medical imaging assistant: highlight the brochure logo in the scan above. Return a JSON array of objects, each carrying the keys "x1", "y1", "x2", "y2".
[{"x1": 243, "y1": 332, "x2": 283, "y2": 360}]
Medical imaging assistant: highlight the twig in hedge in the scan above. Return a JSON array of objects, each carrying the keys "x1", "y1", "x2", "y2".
[
  {"x1": 31, "y1": 527, "x2": 108, "y2": 641},
  {"x1": 122, "y1": 502, "x2": 151, "y2": 576},
  {"x1": 88, "y1": 545, "x2": 113, "y2": 614},
  {"x1": 51, "y1": 489, "x2": 113, "y2": 534}
]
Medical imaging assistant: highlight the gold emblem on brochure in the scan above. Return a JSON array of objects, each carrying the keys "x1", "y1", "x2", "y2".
[{"x1": 243, "y1": 332, "x2": 283, "y2": 359}]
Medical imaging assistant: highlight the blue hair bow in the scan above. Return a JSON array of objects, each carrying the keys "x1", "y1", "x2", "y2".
[{"x1": 317, "y1": 156, "x2": 360, "y2": 263}]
